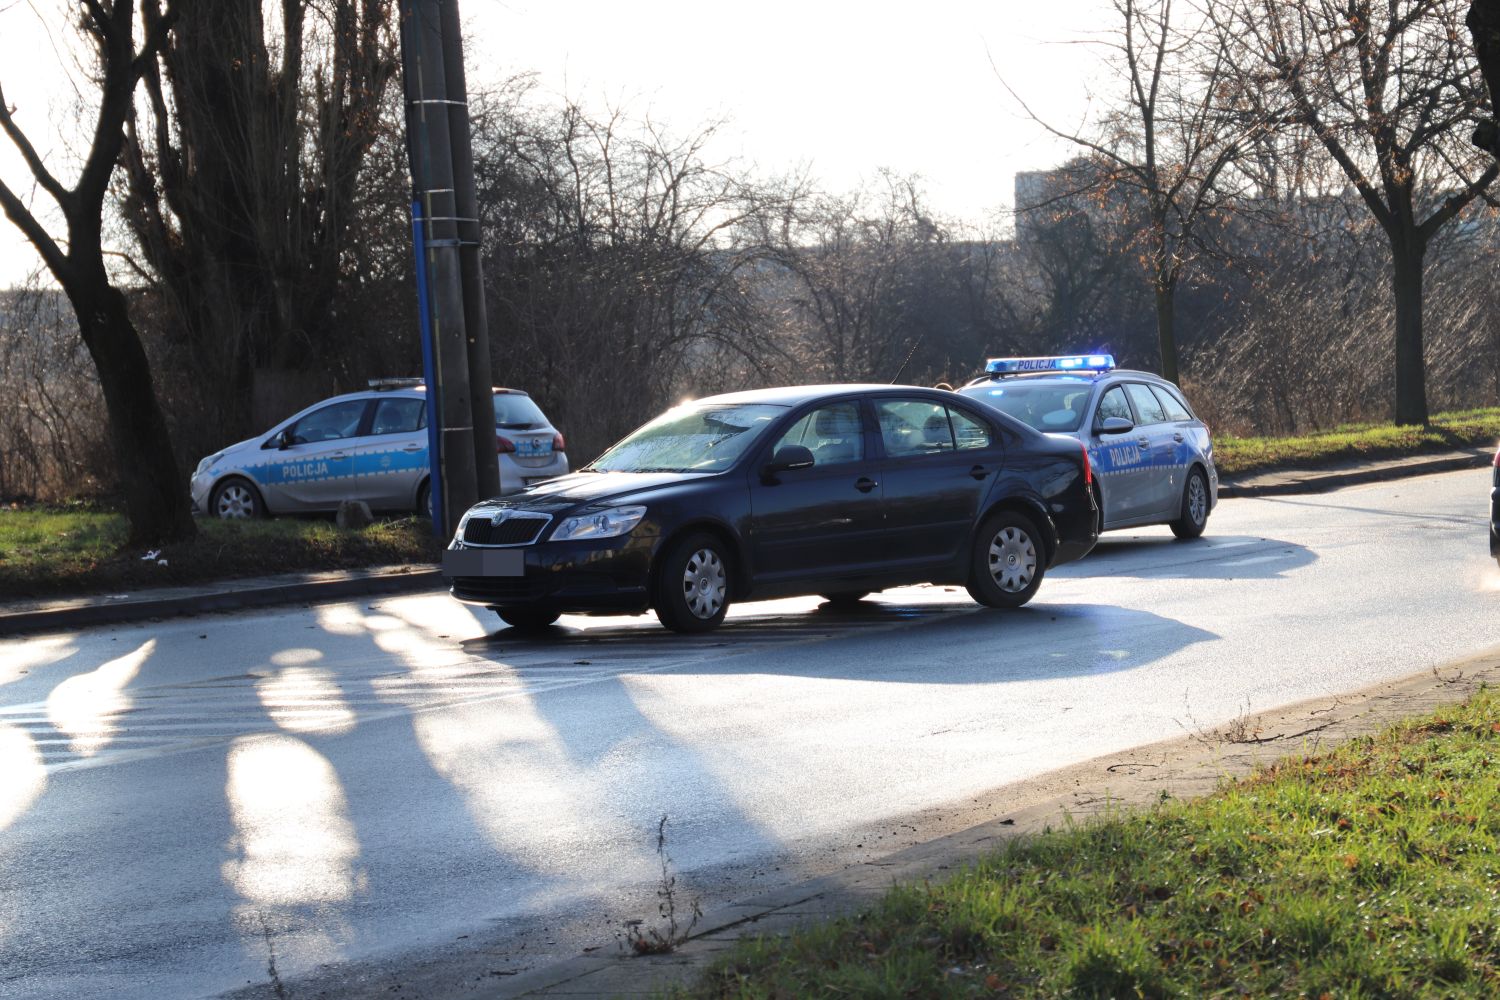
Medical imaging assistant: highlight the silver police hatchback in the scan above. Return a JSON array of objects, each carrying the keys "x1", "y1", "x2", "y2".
[
  {"x1": 959, "y1": 355, "x2": 1217, "y2": 538},
  {"x1": 190, "y1": 380, "x2": 568, "y2": 519}
]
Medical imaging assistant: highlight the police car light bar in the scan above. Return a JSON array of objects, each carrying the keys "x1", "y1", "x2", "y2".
[
  {"x1": 984, "y1": 354, "x2": 1116, "y2": 375},
  {"x1": 368, "y1": 377, "x2": 425, "y2": 391}
]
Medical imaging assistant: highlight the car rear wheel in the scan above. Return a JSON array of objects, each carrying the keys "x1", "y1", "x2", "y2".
[
  {"x1": 966, "y1": 510, "x2": 1045, "y2": 609},
  {"x1": 1170, "y1": 467, "x2": 1210, "y2": 540},
  {"x1": 210, "y1": 477, "x2": 264, "y2": 520},
  {"x1": 653, "y1": 532, "x2": 731, "y2": 633},
  {"x1": 496, "y1": 607, "x2": 561, "y2": 630}
]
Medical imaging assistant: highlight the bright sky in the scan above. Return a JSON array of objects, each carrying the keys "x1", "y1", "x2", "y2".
[{"x1": 0, "y1": 0, "x2": 1108, "y2": 289}]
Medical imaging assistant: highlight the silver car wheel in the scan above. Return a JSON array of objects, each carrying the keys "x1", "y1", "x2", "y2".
[
  {"x1": 988, "y1": 525, "x2": 1037, "y2": 593},
  {"x1": 1187, "y1": 472, "x2": 1208, "y2": 525},
  {"x1": 215, "y1": 482, "x2": 257, "y2": 519},
  {"x1": 680, "y1": 548, "x2": 727, "y2": 620}
]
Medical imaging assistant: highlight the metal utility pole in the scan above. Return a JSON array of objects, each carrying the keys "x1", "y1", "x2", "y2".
[{"x1": 399, "y1": 0, "x2": 500, "y2": 537}]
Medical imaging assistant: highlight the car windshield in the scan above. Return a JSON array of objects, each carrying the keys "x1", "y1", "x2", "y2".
[
  {"x1": 493, "y1": 393, "x2": 549, "y2": 430},
  {"x1": 589, "y1": 402, "x2": 788, "y2": 473},
  {"x1": 964, "y1": 383, "x2": 1091, "y2": 432}
]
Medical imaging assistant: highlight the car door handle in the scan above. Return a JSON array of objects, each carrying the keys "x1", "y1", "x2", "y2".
[
  {"x1": 855, "y1": 477, "x2": 879, "y2": 493},
  {"x1": 401, "y1": 443, "x2": 424, "y2": 452},
  {"x1": 969, "y1": 464, "x2": 989, "y2": 480},
  {"x1": 1173, "y1": 433, "x2": 1184, "y2": 443},
  {"x1": 1136, "y1": 437, "x2": 1151, "y2": 449},
  {"x1": 329, "y1": 451, "x2": 349, "y2": 460}
]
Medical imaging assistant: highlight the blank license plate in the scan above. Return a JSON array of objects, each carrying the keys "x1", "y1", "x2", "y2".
[{"x1": 442, "y1": 548, "x2": 524, "y2": 577}]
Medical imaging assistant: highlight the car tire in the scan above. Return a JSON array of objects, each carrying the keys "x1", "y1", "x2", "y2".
[
  {"x1": 417, "y1": 479, "x2": 432, "y2": 520},
  {"x1": 1169, "y1": 467, "x2": 1210, "y2": 540},
  {"x1": 653, "y1": 532, "x2": 731, "y2": 633},
  {"x1": 966, "y1": 509, "x2": 1045, "y2": 609},
  {"x1": 496, "y1": 607, "x2": 561, "y2": 630},
  {"x1": 820, "y1": 591, "x2": 870, "y2": 607},
  {"x1": 209, "y1": 477, "x2": 264, "y2": 520}
]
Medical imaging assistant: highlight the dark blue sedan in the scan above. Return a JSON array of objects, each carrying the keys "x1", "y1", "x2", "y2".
[{"x1": 443, "y1": 384, "x2": 1098, "y2": 632}]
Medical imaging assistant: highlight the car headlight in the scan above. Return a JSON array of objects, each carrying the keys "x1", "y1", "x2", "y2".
[
  {"x1": 194, "y1": 453, "x2": 223, "y2": 477},
  {"x1": 551, "y1": 505, "x2": 646, "y2": 541}
]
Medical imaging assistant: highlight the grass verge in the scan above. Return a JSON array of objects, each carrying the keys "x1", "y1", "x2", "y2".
[
  {"x1": 0, "y1": 505, "x2": 442, "y2": 601},
  {"x1": 683, "y1": 689, "x2": 1500, "y2": 998},
  {"x1": 1216, "y1": 407, "x2": 1500, "y2": 477}
]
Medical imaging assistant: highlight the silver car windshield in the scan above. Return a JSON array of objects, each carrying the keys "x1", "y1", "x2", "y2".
[
  {"x1": 966, "y1": 383, "x2": 1092, "y2": 433},
  {"x1": 590, "y1": 403, "x2": 788, "y2": 473}
]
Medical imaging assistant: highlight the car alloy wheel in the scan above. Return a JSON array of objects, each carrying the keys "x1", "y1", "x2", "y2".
[
  {"x1": 681, "y1": 547, "x2": 727, "y2": 620},
  {"x1": 1170, "y1": 467, "x2": 1210, "y2": 540},
  {"x1": 211, "y1": 479, "x2": 262, "y2": 519},
  {"x1": 988, "y1": 525, "x2": 1037, "y2": 593}
]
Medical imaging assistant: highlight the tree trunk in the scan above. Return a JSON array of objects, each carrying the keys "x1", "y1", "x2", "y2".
[
  {"x1": 1154, "y1": 278, "x2": 1179, "y2": 384},
  {"x1": 1391, "y1": 233, "x2": 1430, "y2": 426},
  {"x1": 67, "y1": 270, "x2": 196, "y2": 545}
]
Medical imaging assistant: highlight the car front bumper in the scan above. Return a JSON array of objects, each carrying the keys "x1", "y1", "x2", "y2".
[{"x1": 445, "y1": 531, "x2": 657, "y2": 613}]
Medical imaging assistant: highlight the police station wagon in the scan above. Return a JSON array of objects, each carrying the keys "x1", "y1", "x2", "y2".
[
  {"x1": 190, "y1": 380, "x2": 568, "y2": 519},
  {"x1": 959, "y1": 355, "x2": 1217, "y2": 538}
]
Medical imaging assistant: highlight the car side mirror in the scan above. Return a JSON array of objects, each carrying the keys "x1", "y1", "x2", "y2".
[
  {"x1": 765, "y1": 444, "x2": 815, "y2": 475},
  {"x1": 276, "y1": 428, "x2": 295, "y2": 450},
  {"x1": 1097, "y1": 416, "x2": 1135, "y2": 436}
]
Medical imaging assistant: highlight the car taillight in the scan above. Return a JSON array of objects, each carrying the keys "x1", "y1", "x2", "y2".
[
  {"x1": 553, "y1": 432, "x2": 566, "y2": 452},
  {"x1": 497, "y1": 435, "x2": 515, "y2": 453},
  {"x1": 1079, "y1": 440, "x2": 1092, "y2": 486}
]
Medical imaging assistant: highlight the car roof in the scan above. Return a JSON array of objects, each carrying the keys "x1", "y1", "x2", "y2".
[
  {"x1": 688, "y1": 384, "x2": 955, "y2": 407},
  {"x1": 962, "y1": 368, "x2": 1173, "y2": 389}
]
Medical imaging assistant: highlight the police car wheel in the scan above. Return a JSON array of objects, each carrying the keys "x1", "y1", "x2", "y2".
[
  {"x1": 210, "y1": 477, "x2": 264, "y2": 520},
  {"x1": 496, "y1": 607, "x2": 561, "y2": 630},
  {"x1": 1170, "y1": 467, "x2": 1209, "y2": 540},
  {"x1": 966, "y1": 510, "x2": 1045, "y2": 609},
  {"x1": 416, "y1": 480, "x2": 432, "y2": 519},
  {"x1": 653, "y1": 532, "x2": 731, "y2": 633}
]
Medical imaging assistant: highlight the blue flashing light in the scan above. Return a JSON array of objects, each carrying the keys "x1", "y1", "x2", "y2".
[{"x1": 985, "y1": 354, "x2": 1116, "y2": 375}]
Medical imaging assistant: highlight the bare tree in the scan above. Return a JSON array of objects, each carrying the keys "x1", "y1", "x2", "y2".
[
  {"x1": 1004, "y1": 0, "x2": 1252, "y2": 383},
  {"x1": 1470, "y1": 0, "x2": 1500, "y2": 158},
  {"x1": 0, "y1": 0, "x2": 194, "y2": 544},
  {"x1": 120, "y1": 0, "x2": 400, "y2": 438},
  {"x1": 1219, "y1": 0, "x2": 1498, "y2": 425}
]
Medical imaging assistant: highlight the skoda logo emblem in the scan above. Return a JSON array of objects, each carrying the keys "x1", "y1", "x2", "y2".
[{"x1": 490, "y1": 510, "x2": 510, "y2": 526}]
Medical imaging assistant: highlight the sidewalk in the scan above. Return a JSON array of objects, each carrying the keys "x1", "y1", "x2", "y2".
[{"x1": 1, "y1": 446, "x2": 1488, "y2": 637}]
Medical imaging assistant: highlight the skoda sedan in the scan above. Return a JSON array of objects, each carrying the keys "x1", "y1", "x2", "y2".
[{"x1": 443, "y1": 384, "x2": 1098, "y2": 633}]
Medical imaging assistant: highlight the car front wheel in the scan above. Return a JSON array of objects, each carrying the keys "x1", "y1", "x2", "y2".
[
  {"x1": 210, "y1": 477, "x2": 264, "y2": 519},
  {"x1": 966, "y1": 510, "x2": 1045, "y2": 609},
  {"x1": 1170, "y1": 467, "x2": 1210, "y2": 540},
  {"x1": 653, "y1": 532, "x2": 731, "y2": 633}
]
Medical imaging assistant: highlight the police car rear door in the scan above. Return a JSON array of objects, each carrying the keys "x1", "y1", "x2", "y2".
[{"x1": 1121, "y1": 382, "x2": 1177, "y2": 517}]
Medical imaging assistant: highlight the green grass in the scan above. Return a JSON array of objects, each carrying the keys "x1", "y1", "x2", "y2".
[
  {"x1": 0, "y1": 505, "x2": 443, "y2": 600},
  {"x1": 684, "y1": 690, "x2": 1500, "y2": 998},
  {"x1": 1215, "y1": 407, "x2": 1500, "y2": 477}
]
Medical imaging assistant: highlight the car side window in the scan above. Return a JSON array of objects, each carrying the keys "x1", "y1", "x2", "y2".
[
  {"x1": 1150, "y1": 385, "x2": 1193, "y2": 422},
  {"x1": 1152, "y1": 383, "x2": 1188, "y2": 422},
  {"x1": 288, "y1": 400, "x2": 367, "y2": 444},
  {"x1": 370, "y1": 397, "x2": 426, "y2": 436},
  {"x1": 947, "y1": 406, "x2": 992, "y2": 451},
  {"x1": 1123, "y1": 383, "x2": 1168, "y2": 426},
  {"x1": 876, "y1": 399, "x2": 954, "y2": 457},
  {"x1": 1096, "y1": 385, "x2": 1132, "y2": 424},
  {"x1": 770, "y1": 402, "x2": 864, "y2": 465}
]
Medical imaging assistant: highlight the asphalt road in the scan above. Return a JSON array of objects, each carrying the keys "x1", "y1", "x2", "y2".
[{"x1": 2, "y1": 469, "x2": 1497, "y2": 1000}]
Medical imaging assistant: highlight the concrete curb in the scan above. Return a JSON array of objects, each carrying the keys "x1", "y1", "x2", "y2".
[
  {"x1": 489, "y1": 646, "x2": 1500, "y2": 998},
  {"x1": 1217, "y1": 447, "x2": 1491, "y2": 498},
  {"x1": 0, "y1": 566, "x2": 444, "y2": 636}
]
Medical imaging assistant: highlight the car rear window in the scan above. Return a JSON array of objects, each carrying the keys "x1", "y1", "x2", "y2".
[
  {"x1": 1124, "y1": 383, "x2": 1169, "y2": 425},
  {"x1": 493, "y1": 393, "x2": 549, "y2": 429},
  {"x1": 1151, "y1": 384, "x2": 1194, "y2": 421}
]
